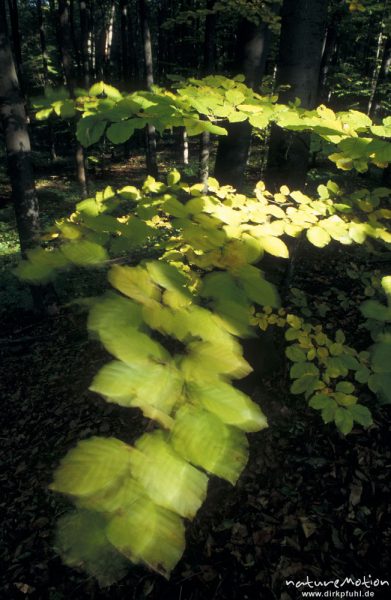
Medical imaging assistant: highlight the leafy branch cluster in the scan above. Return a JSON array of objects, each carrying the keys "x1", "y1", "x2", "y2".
[
  {"x1": 15, "y1": 168, "x2": 390, "y2": 580},
  {"x1": 15, "y1": 76, "x2": 390, "y2": 584},
  {"x1": 32, "y1": 76, "x2": 391, "y2": 173}
]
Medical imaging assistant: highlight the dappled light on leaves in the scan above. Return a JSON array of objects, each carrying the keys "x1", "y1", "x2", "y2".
[{"x1": 14, "y1": 71, "x2": 391, "y2": 584}]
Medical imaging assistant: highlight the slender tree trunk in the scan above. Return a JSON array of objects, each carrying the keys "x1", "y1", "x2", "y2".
[
  {"x1": 127, "y1": 2, "x2": 138, "y2": 84},
  {"x1": 177, "y1": 127, "x2": 189, "y2": 165},
  {"x1": 6, "y1": 0, "x2": 22, "y2": 76},
  {"x1": 157, "y1": 0, "x2": 167, "y2": 79},
  {"x1": 69, "y1": 0, "x2": 81, "y2": 78},
  {"x1": 198, "y1": 0, "x2": 216, "y2": 186},
  {"x1": 203, "y1": 0, "x2": 216, "y2": 74},
  {"x1": 36, "y1": 0, "x2": 56, "y2": 161},
  {"x1": 214, "y1": 18, "x2": 273, "y2": 189},
  {"x1": 79, "y1": 0, "x2": 90, "y2": 87},
  {"x1": 265, "y1": 0, "x2": 329, "y2": 191},
  {"x1": 369, "y1": 35, "x2": 390, "y2": 119},
  {"x1": 104, "y1": 0, "x2": 115, "y2": 76},
  {"x1": 120, "y1": 0, "x2": 128, "y2": 83},
  {"x1": 37, "y1": 0, "x2": 57, "y2": 162},
  {"x1": 0, "y1": 0, "x2": 57, "y2": 312},
  {"x1": 58, "y1": 0, "x2": 88, "y2": 197},
  {"x1": 139, "y1": 0, "x2": 158, "y2": 177},
  {"x1": 37, "y1": 0, "x2": 48, "y2": 80},
  {"x1": 318, "y1": 7, "x2": 340, "y2": 104}
]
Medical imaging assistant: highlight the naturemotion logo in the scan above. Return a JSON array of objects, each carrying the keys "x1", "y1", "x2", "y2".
[{"x1": 285, "y1": 575, "x2": 389, "y2": 598}]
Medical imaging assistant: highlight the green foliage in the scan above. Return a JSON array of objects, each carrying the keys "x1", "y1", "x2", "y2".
[
  {"x1": 32, "y1": 77, "x2": 391, "y2": 174},
  {"x1": 16, "y1": 164, "x2": 390, "y2": 581},
  {"x1": 254, "y1": 307, "x2": 374, "y2": 435},
  {"x1": 361, "y1": 275, "x2": 391, "y2": 404},
  {"x1": 18, "y1": 79, "x2": 391, "y2": 584}
]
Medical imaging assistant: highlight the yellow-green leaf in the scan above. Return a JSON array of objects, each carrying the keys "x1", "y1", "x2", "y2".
[{"x1": 50, "y1": 437, "x2": 132, "y2": 497}]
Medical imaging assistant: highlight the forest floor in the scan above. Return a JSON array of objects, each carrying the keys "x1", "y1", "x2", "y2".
[{"x1": 1, "y1": 143, "x2": 390, "y2": 600}]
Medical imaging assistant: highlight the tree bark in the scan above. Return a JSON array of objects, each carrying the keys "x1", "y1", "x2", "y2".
[
  {"x1": 0, "y1": 0, "x2": 57, "y2": 312},
  {"x1": 104, "y1": 0, "x2": 115, "y2": 77},
  {"x1": 214, "y1": 18, "x2": 273, "y2": 189},
  {"x1": 69, "y1": 0, "x2": 81, "y2": 78},
  {"x1": 139, "y1": 0, "x2": 158, "y2": 177},
  {"x1": 265, "y1": 0, "x2": 329, "y2": 191},
  {"x1": 318, "y1": 6, "x2": 341, "y2": 104},
  {"x1": 79, "y1": 0, "x2": 90, "y2": 87},
  {"x1": 6, "y1": 0, "x2": 22, "y2": 76},
  {"x1": 58, "y1": 0, "x2": 88, "y2": 197},
  {"x1": 120, "y1": 0, "x2": 128, "y2": 83},
  {"x1": 369, "y1": 36, "x2": 390, "y2": 120},
  {"x1": 37, "y1": 0, "x2": 48, "y2": 81},
  {"x1": 198, "y1": 0, "x2": 216, "y2": 186},
  {"x1": 37, "y1": 0, "x2": 57, "y2": 161}
]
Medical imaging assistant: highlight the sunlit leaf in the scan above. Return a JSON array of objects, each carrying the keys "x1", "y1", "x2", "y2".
[
  {"x1": 130, "y1": 431, "x2": 208, "y2": 518},
  {"x1": 187, "y1": 381, "x2": 267, "y2": 432},
  {"x1": 306, "y1": 226, "x2": 331, "y2": 248},
  {"x1": 50, "y1": 437, "x2": 132, "y2": 497},
  {"x1": 179, "y1": 338, "x2": 252, "y2": 382},
  {"x1": 259, "y1": 235, "x2": 289, "y2": 258},
  {"x1": 171, "y1": 405, "x2": 249, "y2": 484},
  {"x1": 61, "y1": 240, "x2": 108, "y2": 265},
  {"x1": 108, "y1": 265, "x2": 161, "y2": 305}
]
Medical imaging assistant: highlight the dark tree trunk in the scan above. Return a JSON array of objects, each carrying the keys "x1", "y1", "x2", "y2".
[
  {"x1": 37, "y1": 0, "x2": 57, "y2": 161},
  {"x1": 79, "y1": 0, "x2": 90, "y2": 87},
  {"x1": 6, "y1": 0, "x2": 22, "y2": 76},
  {"x1": 0, "y1": 0, "x2": 57, "y2": 312},
  {"x1": 265, "y1": 0, "x2": 329, "y2": 191},
  {"x1": 58, "y1": 0, "x2": 75, "y2": 88},
  {"x1": 104, "y1": 0, "x2": 115, "y2": 78},
  {"x1": 58, "y1": 0, "x2": 88, "y2": 197},
  {"x1": 0, "y1": 12, "x2": 39, "y2": 252},
  {"x1": 69, "y1": 0, "x2": 81, "y2": 78},
  {"x1": 127, "y1": 2, "x2": 139, "y2": 85},
  {"x1": 214, "y1": 18, "x2": 273, "y2": 189},
  {"x1": 37, "y1": 0, "x2": 48, "y2": 80},
  {"x1": 318, "y1": 7, "x2": 341, "y2": 104},
  {"x1": 370, "y1": 36, "x2": 391, "y2": 120},
  {"x1": 120, "y1": 0, "x2": 128, "y2": 83},
  {"x1": 203, "y1": 0, "x2": 216, "y2": 74},
  {"x1": 139, "y1": 0, "x2": 158, "y2": 177}
]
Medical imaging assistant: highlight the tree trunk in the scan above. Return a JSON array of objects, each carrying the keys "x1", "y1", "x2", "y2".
[
  {"x1": 37, "y1": 0, "x2": 48, "y2": 81},
  {"x1": 203, "y1": 0, "x2": 216, "y2": 74},
  {"x1": 127, "y1": 1, "x2": 139, "y2": 85},
  {"x1": 318, "y1": 7, "x2": 341, "y2": 104},
  {"x1": 177, "y1": 127, "x2": 189, "y2": 165},
  {"x1": 265, "y1": 0, "x2": 329, "y2": 191},
  {"x1": 58, "y1": 0, "x2": 75, "y2": 88},
  {"x1": 139, "y1": 0, "x2": 158, "y2": 177},
  {"x1": 214, "y1": 18, "x2": 272, "y2": 189},
  {"x1": 104, "y1": 0, "x2": 115, "y2": 77},
  {"x1": 120, "y1": 0, "x2": 128, "y2": 83},
  {"x1": 58, "y1": 0, "x2": 88, "y2": 197},
  {"x1": 369, "y1": 36, "x2": 390, "y2": 120},
  {"x1": 37, "y1": 0, "x2": 57, "y2": 162},
  {"x1": 6, "y1": 0, "x2": 22, "y2": 76},
  {"x1": 69, "y1": 0, "x2": 81, "y2": 78},
  {"x1": 79, "y1": 0, "x2": 90, "y2": 87},
  {"x1": 0, "y1": 0, "x2": 57, "y2": 312},
  {"x1": 198, "y1": 0, "x2": 216, "y2": 186}
]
